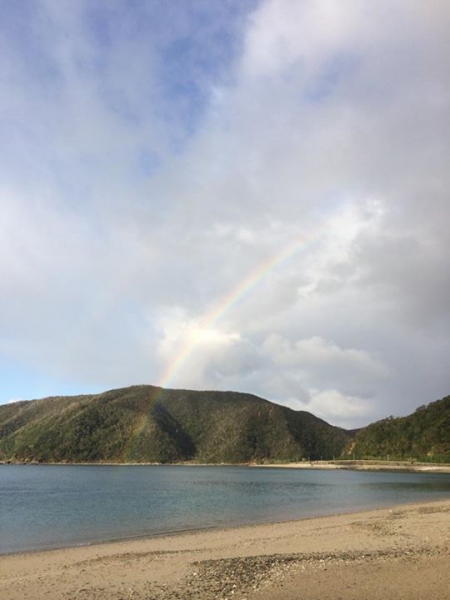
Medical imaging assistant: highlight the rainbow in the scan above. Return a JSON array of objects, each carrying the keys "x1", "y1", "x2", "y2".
[{"x1": 157, "y1": 227, "x2": 324, "y2": 391}]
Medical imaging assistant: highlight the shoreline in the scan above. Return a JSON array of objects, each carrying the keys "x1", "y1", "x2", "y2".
[
  {"x1": 252, "y1": 459, "x2": 450, "y2": 473},
  {"x1": 2, "y1": 459, "x2": 450, "y2": 472},
  {"x1": 0, "y1": 496, "x2": 435, "y2": 559},
  {"x1": 1, "y1": 498, "x2": 449, "y2": 599}
]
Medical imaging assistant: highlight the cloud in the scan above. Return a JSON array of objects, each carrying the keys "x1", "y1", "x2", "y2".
[
  {"x1": 156, "y1": 308, "x2": 249, "y2": 389},
  {"x1": 300, "y1": 389, "x2": 372, "y2": 429},
  {"x1": 0, "y1": 1, "x2": 449, "y2": 427},
  {"x1": 255, "y1": 334, "x2": 390, "y2": 428},
  {"x1": 263, "y1": 334, "x2": 389, "y2": 394}
]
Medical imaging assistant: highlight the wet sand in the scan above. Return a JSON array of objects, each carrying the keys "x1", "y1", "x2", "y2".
[{"x1": 1, "y1": 499, "x2": 449, "y2": 599}]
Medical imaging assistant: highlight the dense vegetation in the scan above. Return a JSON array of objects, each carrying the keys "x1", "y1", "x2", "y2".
[
  {"x1": 2, "y1": 386, "x2": 449, "y2": 464},
  {"x1": 0, "y1": 385, "x2": 350, "y2": 463},
  {"x1": 350, "y1": 395, "x2": 450, "y2": 462}
]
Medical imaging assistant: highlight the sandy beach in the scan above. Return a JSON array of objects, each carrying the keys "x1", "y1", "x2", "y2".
[
  {"x1": 251, "y1": 460, "x2": 450, "y2": 473},
  {"x1": 1, "y1": 498, "x2": 449, "y2": 600}
]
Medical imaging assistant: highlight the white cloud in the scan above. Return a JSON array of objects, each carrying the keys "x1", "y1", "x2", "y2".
[
  {"x1": 299, "y1": 389, "x2": 372, "y2": 429},
  {"x1": 259, "y1": 333, "x2": 390, "y2": 423},
  {"x1": 263, "y1": 334, "x2": 388, "y2": 379},
  {"x1": 156, "y1": 309, "x2": 245, "y2": 389},
  {"x1": 241, "y1": 0, "x2": 365, "y2": 80}
]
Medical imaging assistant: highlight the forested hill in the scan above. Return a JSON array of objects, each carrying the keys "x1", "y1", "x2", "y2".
[
  {"x1": 0, "y1": 385, "x2": 351, "y2": 464},
  {"x1": 350, "y1": 395, "x2": 450, "y2": 462}
]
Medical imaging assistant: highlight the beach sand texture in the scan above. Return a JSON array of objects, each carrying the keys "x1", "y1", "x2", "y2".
[{"x1": 1, "y1": 499, "x2": 449, "y2": 599}]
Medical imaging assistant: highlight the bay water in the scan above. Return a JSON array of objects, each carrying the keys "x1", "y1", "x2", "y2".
[{"x1": 1, "y1": 465, "x2": 450, "y2": 554}]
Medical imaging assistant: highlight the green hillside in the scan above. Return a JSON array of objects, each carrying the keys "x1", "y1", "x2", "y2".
[
  {"x1": 0, "y1": 385, "x2": 350, "y2": 464},
  {"x1": 350, "y1": 395, "x2": 450, "y2": 462}
]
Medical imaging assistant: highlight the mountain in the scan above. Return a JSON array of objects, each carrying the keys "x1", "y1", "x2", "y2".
[
  {"x1": 350, "y1": 395, "x2": 450, "y2": 462},
  {"x1": 0, "y1": 385, "x2": 351, "y2": 464}
]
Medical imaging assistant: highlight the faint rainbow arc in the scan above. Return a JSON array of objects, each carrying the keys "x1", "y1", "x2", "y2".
[{"x1": 157, "y1": 229, "x2": 323, "y2": 391}]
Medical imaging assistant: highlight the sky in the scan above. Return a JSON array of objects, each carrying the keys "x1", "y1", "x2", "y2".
[{"x1": 1, "y1": 0, "x2": 449, "y2": 428}]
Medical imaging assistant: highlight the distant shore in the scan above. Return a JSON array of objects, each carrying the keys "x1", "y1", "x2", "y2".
[
  {"x1": 251, "y1": 459, "x2": 450, "y2": 473},
  {"x1": 2, "y1": 459, "x2": 450, "y2": 473},
  {"x1": 1, "y1": 498, "x2": 449, "y2": 599}
]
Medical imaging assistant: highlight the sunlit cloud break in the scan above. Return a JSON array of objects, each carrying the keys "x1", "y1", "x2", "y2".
[{"x1": 158, "y1": 220, "x2": 330, "y2": 389}]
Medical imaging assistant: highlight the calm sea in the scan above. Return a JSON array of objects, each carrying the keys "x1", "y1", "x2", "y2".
[{"x1": 1, "y1": 465, "x2": 449, "y2": 554}]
